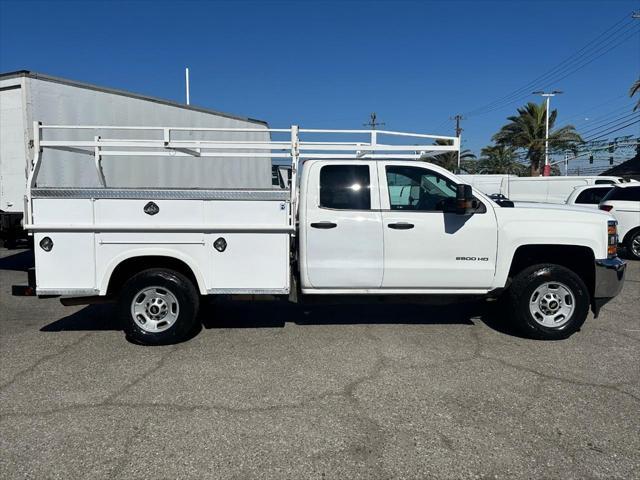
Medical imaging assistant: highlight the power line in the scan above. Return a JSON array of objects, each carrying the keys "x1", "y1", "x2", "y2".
[
  {"x1": 581, "y1": 113, "x2": 640, "y2": 139},
  {"x1": 572, "y1": 102, "x2": 636, "y2": 127},
  {"x1": 579, "y1": 111, "x2": 640, "y2": 136},
  {"x1": 464, "y1": 12, "x2": 638, "y2": 117},
  {"x1": 470, "y1": 24, "x2": 639, "y2": 117},
  {"x1": 466, "y1": 17, "x2": 638, "y2": 116},
  {"x1": 562, "y1": 93, "x2": 628, "y2": 123},
  {"x1": 583, "y1": 118, "x2": 640, "y2": 141},
  {"x1": 433, "y1": 117, "x2": 453, "y2": 132}
]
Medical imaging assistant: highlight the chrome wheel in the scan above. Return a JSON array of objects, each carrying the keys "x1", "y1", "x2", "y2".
[
  {"x1": 529, "y1": 281, "x2": 575, "y2": 328},
  {"x1": 131, "y1": 286, "x2": 180, "y2": 333},
  {"x1": 632, "y1": 233, "x2": 640, "y2": 258}
]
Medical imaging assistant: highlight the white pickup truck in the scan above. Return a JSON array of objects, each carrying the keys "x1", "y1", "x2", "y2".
[{"x1": 13, "y1": 124, "x2": 626, "y2": 344}]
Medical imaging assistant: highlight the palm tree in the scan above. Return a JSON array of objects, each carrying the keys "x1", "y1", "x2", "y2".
[
  {"x1": 630, "y1": 77, "x2": 640, "y2": 111},
  {"x1": 477, "y1": 144, "x2": 527, "y2": 175},
  {"x1": 425, "y1": 139, "x2": 477, "y2": 173},
  {"x1": 492, "y1": 102, "x2": 582, "y2": 176}
]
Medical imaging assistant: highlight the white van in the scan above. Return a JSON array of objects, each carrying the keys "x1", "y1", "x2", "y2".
[{"x1": 460, "y1": 175, "x2": 631, "y2": 204}]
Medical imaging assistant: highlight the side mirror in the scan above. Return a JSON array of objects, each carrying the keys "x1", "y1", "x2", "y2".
[
  {"x1": 455, "y1": 184, "x2": 475, "y2": 215},
  {"x1": 441, "y1": 184, "x2": 476, "y2": 215}
]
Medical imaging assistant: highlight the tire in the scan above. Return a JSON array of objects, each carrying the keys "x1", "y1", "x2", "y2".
[
  {"x1": 118, "y1": 268, "x2": 200, "y2": 345},
  {"x1": 508, "y1": 264, "x2": 590, "y2": 340},
  {"x1": 624, "y1": 228, "x2": 640, "y2": 261}
]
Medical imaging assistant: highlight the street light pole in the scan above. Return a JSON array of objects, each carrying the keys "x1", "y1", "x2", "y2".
[{"x1": 533, "y1": 90, "x2": 562, "y2": 176}]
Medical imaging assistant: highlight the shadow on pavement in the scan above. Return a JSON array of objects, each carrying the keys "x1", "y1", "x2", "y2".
[
  {"x1": 38, "y1": 297, "x2": 520, "y2": 338},
  {"x1": 0, "y1": 249, "x2": 34, "y2": 272},
  {"x1": 40, "y1": 304, "x2": 121, "y2": 332},
  {"x1": 201, "y1": 299, "x2": 484, "y2": 329}
]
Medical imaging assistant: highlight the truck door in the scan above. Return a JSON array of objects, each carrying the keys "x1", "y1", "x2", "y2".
[
  {"x1": 377, "y1": 162, "x2": 497, "y2": 289},
  {"x1": 302, "y1": 162, "x2": 383, "y2": 288}
]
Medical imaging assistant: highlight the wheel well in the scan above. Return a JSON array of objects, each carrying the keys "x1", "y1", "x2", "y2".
[
  {"x1": 508, "y1": 245, "x2": 595, "y2": 295},
  {"x1": 107, "y1": 256, "x2": 200, "y2": 295}
]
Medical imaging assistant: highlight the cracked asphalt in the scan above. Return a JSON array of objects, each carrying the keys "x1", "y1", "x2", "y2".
[{"x1": 1, "y1": 247, "x2": 639, "y2": 480}]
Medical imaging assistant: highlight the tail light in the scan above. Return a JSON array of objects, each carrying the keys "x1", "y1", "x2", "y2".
[
  {"x1": 607, "y1": 220, "x2": 618, "y2": 258},
  {"x1": 600, "y1": 204, "x2": 613, "y2": 212}
]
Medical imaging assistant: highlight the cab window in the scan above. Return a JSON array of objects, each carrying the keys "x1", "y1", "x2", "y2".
[
  {"x1": 319, "y1": 165, "x2": 371, "y2": 210},
  {"x1": 386, "y1": 166, "x2": 457, "y2": 211}
]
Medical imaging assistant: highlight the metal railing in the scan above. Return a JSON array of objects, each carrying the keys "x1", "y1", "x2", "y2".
[{"x1": 27, "y1": 122, "x2": 460, "y2": 227}]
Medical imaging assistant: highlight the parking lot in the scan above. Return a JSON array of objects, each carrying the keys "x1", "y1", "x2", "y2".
[{"x1": 0, "y1": 247, "x2": 638, "y2": 480}]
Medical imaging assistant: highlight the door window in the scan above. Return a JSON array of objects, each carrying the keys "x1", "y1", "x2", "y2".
[
  {"x1": 386, "y1": 165, "x2": 457, "y2": 211},
  {"x1": 319, "y1": 165, "x2": 371, "y2": 210}
]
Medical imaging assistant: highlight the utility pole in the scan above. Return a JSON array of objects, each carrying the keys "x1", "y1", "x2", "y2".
[
  {"x1": 364, "y1": 112, "x2": 385, "y2": 130},
  {"x1": 533, "y1": 90, "x2": 562, "y2": 176},
  {"x1": 451, "y1": 114, "x2": 465, "y2": 171},
  {"x1": 451, "y1": 114, "x2": 465, "y2": 137}
]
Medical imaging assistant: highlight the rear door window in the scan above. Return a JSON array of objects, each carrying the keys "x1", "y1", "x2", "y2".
[
  {"x1": 575, "y1": 187, "x2": 613, "y2": 204},
  {"x1": 319, "y1": 165, "x2": 371, "y2": 210}
]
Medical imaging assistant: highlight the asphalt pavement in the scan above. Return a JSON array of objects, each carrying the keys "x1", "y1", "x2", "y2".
[{"x1": 1, "y1": 247, "x2": 638, "y2": 480}]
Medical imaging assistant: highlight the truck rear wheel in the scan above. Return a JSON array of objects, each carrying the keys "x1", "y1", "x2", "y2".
[
  {"x1": 118, "y1": 268, "x2": 200, "y2": 345},
  {"x1": 508, "y1": 264, "x2": 590, "y2": 340}
]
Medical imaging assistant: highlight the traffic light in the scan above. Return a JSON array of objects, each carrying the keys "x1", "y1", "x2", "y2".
[
  {"x1": 589, "y1": 154, "x2": 594, "y2": 164},
  {"x1": 608, "y1": 142, "x2": 615, "y2": 153},
  {"x1": 609, "y1": 156, "x2": 614, "y2": 165}
]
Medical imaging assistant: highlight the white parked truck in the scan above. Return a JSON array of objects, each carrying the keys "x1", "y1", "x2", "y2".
[
  {"x1": 599, "y1": 183, "x2": 640, "y2": 260},
  {"x1": 13, "y1": 124, "x2": 626, "y2": 344},
  {"x1": 0, "y1": 70, "x2": 271, "y2": 247}
]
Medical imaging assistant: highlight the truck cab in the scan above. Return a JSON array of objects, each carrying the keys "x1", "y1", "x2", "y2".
[{"x1": 299, "y1": 160, "x2": 497, "y2": 292}]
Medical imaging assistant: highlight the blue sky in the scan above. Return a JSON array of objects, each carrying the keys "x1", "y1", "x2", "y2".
[{"x1": 1, "y1": 0, "x2": 638, "y2": 160}]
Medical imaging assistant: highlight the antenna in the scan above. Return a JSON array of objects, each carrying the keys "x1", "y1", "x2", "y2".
[
  {"x1": 185, "y1": 67, "x2": 190, "y2": 105},
  {"x1": 364, "y1": 112, "x2": 385, "y2": 130}
]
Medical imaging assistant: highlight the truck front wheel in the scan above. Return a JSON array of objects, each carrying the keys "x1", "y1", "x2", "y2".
[
  {"x1": 624, "y1": 228, "x2": 640, "y2": 260},
  {"x1": 508, "y1": 264, "x2": 590, "y2": 340},
  {"x1": 118, "y1": 268, "x2": 200, "y2": 345}
]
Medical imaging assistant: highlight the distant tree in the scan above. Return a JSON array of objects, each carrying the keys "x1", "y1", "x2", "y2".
[
  {"x1": 492, "y1": 102, "x2": 582, "y2": 176},
  {"x1": 630, "y1": 77, "x2": 640, "y2": 111},
  {"x1": 476, "y1": 144, "x2": 527, "y2": 175},
  {"x1": 424, "y1": 139, "x2": 477, "y2": 173}
]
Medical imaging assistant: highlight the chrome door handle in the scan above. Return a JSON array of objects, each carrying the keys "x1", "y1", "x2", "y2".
[
  {"x1": 388, "y1": 222, "x2": 414, "y2": 230},
  {"x1": 310, "y1": 222, "x2": 337, "y2": 229}
]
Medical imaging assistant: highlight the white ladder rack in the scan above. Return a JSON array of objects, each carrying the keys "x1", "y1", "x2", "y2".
[{"x1": 27, "y1": 122, "x2": 460, "y2": 227}]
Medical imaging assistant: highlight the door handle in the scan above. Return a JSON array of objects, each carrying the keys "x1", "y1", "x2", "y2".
[
  {"x1": 388, "y1": 222, "x2": 414, "y2": 230},
  {"x1": 310, "y1": 222, "x2": 337, "y2": 229}
]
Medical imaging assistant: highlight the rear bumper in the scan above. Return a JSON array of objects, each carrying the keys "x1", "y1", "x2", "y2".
[{"x1": 591, "y1": 257, "x2": 626, "y2": 317}]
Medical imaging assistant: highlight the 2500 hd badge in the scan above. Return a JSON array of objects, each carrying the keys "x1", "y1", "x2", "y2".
[{"x1": 456, "y1": 256, "x2": 489, "y2": 261}]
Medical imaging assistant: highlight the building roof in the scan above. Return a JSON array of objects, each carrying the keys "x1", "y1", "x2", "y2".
[
  {"x1": 0, "y1": 70, "x2": 268, "y2": 126},
  {"x1": 600, "y1": 151, "x2": 640, "y2": 180}
]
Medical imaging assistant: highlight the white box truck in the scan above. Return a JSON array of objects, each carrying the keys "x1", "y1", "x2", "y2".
[
  {"x1": 0, "y1": 70, "x2": 272, "y2": 246},
  {"x1": 13, "y1": 124, "x2": 626, "y2": 344}
]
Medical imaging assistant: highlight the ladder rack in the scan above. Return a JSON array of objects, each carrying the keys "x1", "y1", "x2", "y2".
[{"x1": 27, "y1": 123, "x2": 460, "y2": 226}]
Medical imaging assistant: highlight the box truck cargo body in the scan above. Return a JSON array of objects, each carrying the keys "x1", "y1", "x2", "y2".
[{"x1": 0, "y1": 70, "x2": 272, "y2": 245}]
